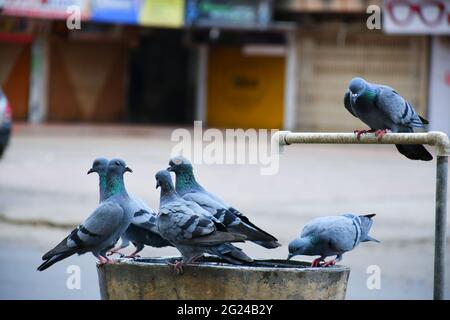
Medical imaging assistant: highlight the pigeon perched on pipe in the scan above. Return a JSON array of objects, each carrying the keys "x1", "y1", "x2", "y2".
[
  {"x1": 167, "y1": 156, "x2": 281, "y2": 249},
  {"x1": 155, "y1": 170, "x2": 251, "y2": 274},
  {"x1": 87, "y1": 158, "x2": 172, "y2": 258},
  {"x1": 37, "y1": 159, "x2": 134, "y2": 271},
  {"x1": 288, "y1": 214, "x2": 379, "y2": 267},
  {"x1": 344, "y1": 77, "x2": 433, "y2": 161}
]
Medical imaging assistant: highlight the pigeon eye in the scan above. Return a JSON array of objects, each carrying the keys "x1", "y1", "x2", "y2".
[{"x1": 173, "y1": 159, "x2": 182, "y2": 165}]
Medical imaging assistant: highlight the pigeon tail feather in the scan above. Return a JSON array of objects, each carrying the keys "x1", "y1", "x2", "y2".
[
  {"x1": 37, "y1": 249, "x2": 77, "y2": 271},
  {"x1": 395, "y1": 144, "x2": 433, "y2": 161},
  {"x1": 358, "y1": 214, "x2": 379, "y2": 243}
]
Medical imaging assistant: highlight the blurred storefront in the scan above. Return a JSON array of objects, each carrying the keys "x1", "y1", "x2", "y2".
[
  {"x1": 277, "y1": 0, "x2": 430, "y2": 132},
  {"x1": 0, "y1": 17, "x2": 33, "y2": 121},
  {"x1": 0, "y1": 0, "x2": 448, "y2": 133}
]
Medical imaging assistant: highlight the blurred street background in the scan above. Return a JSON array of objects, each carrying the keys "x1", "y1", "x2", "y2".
[
  {"x1": 1, "y1": 124, "x2": 449, "y2": 299},
  {"x1": 0, "y1": 0, "x2": 449, "y2": 300}
]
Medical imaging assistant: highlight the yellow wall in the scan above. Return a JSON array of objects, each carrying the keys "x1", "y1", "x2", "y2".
[{"x1": 207, "y1": 47, "x2": 285, "y2": 129}]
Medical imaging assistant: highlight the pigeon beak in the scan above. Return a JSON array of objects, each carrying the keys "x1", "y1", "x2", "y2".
[
  {"x1": 87, "y1": 168, "x2": 94, "y2": 175},
  {"x1": 156, "y1": 181, "x2": 161, "y2": 189},
  {"x1": 125, "y1": 166, "x2": 133, "y2": 173},
  {"x1": 351, "y1": 93, "x2": 358, "y2": 104},
  {"x1": 166, "y1": 166, "x2": 173, "y2": 172},
  {"x1": 287, "y1": 253, "x2": 294, "y2": 261}
]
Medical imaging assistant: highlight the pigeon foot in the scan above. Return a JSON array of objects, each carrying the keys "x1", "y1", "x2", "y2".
[
  {"x1": 107, "y1": 248, "x2": 125, "y2": 257},
  {"x1": 97, "y1": 256, "x2": 116, "y2": 267},
  {"x1": 311, "y1": 258, "x2": 323, "y2": 268},
  {"x1": 354, "y1": 129, "x2": 376, "y2": 140},
  {"x1": 168, "y1": 260, "x2": 184, "y2": 275},
  {"x1": 375, "y1": 129, "x2": 388, "y2": 141},
  {"x1": 322, "y1": 260, "x2": 336, "y2": 267}
]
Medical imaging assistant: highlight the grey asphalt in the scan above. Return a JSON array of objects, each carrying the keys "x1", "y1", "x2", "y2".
[{"x1": 0, "y1": 124, "x2": 448, "y2": 299}]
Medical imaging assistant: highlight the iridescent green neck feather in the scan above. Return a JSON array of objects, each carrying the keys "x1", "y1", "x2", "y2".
[
  {"x1": 105, "y1": 173, "x2": 126, "y2": 198},
  {"x1": 362, "y1": 85, "x2": 377, "y2": 103},
  {"x1": 98, "y1": 171, "x2": 107, "y2": 202},
  {"x1": 175, "y1": 169, "x2": 201, "y2": 194}
]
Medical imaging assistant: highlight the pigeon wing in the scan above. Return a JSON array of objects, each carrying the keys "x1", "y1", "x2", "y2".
[{"x1": 375, "y1": 86, "x2": 424, "y2": 128}]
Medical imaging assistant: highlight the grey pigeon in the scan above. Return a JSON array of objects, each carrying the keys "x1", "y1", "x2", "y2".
[
  {"x1": 167, "y1": 156, "x2": 281, "y2": 249},
  {"x1": 155, "y1": 170, "x2": 251, "y2": 274},
  {"x1": 288, "y1": 214, "x2": 379, "y2": 267},
  {"x1": 88, "y1": 158, "x2": 172, "y2": 257},
  {"x1": 344, "y1": 77, "x2": 432, "y2": 161},
  {"x1": 37, "y1": 159, "x2": 134, "y2": 271}
]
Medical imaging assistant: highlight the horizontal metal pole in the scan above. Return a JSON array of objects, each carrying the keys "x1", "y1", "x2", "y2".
[{"x1": 273, "y1": 131, "x2": 450, "y2": 156}]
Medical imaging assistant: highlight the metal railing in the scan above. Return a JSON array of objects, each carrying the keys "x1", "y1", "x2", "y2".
[{"x1": 272, "y1": 131, "x2": 450, "y2": 300}]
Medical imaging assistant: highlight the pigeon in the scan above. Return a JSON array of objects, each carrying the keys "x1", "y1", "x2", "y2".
[
  {"x1": 155, "y1": 170, "x2": 251, "y2": 274},
  {"x1": 87, "y1": 158, "x2": 172, "y2": 258},
  {"x1": 288, "y1": 214, "x2": 379, "y2": 267},
  {"x1": 344, "y1": 77, "x2": 433, "y2": 161},
  {"x1": 167, "y1": 156, "x2": 281, "y2": 249},
  {"x1": 37, "y1": 159, "x2": 134, "y2": 271}
]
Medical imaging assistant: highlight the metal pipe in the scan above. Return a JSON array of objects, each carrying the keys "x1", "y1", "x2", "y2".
[
  {"x1": 273, "y1": 131, "x2": 450, "y2": 156},
  {"x1": 434, "y1": 156, "x2": 448, "y2": 300},
  {"x1": 272, "y1": 130, "x2": 450, "y2": 299}
]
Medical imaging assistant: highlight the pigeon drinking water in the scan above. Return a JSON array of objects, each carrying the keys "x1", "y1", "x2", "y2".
[
  {"x1": 167, "y1": 156, "x2": 281, "y2": 249},
  {"x1": 87, "y1": 158, "x2": 172, "y2": 258},
  {"x1": 37, "y1": 159, "x2": 134, "y2": 271},
  {"x1": 344, "y1": 77, "x2": 433, "y2": 161},
  {"x1": 288, "y1": 214, "x2": 379, "y2": 267},
  {"x1": 155, "y1": 170, "x2": 251, "y2": 274}
]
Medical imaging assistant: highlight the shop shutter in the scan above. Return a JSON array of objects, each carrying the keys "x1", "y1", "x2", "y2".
[{"x1": 295, "y1": 24, "x2": 428, "y2": 131}]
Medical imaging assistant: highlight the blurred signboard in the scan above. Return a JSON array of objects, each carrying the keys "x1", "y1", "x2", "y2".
[
  {"x1": 429, "y1": 37, "x2": 450, "y2": 136},
  {"x1": 2, "y1": 0, "x2": 90, "y2": 20},
  {"x1": 383, "y1": 0, "x2": 450, "y2": 34},
  {"x1": 275, "y1": 0, "x2": 382, "y2": 12},
  {"x1": 91, "y1": 0, "x2": 142, "y2": 24},
  {"x1": 139, "y1": 0, "x2": 184, "y2": 28},
  {"x1": 185, "y1": 0, "x2": 272, "y2": 28}
]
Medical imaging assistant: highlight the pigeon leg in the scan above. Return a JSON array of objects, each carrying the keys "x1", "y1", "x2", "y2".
[
  {"x1": 375, "y1": 129, "x2": 389, "y2": 141},
  {"x1": 311, "y1": 258, "x2": 323, "y2": 268},
  {"x1": 167, "y1": 260, "x2": 184, "y2": 275},
  {"x1": 322, "y1": 260, "x2": 336, "y2": 267},
  {"x1": 124, "y1": 244, "x2": 144, "y2": 259},
  {"x1": 187, "y1": 254, "x2": 203, "y2": 264},
  {"x1": 354, "y1": 129, "x2": 376, "y2": 140},
  {"x1": 97, "y1": 255, "x2": 115, "y2": 267},
  {"x1": 106, "y1": 247, "x2": 125, "y2": 257},
  {"x1": 97, "y1": 255, "x2": 108, "y2": 265}
]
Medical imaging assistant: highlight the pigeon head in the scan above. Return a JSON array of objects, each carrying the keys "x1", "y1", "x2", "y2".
[
  {"x1": 287, "y1": 237, "x2": 312, "y2": 260},
  {"x1": 107, "y1": 158, "x2": 133, "y2": 176},
  {"x1": 348, "y1": 77, "x2": 368, "y2": 104},
  {"x1": 155, "y1": 170, "x2": 175, "y2": 191},
  {"x1": 87, "y1": 157, "x2": 108, "y2": 175},
  {"x1": 167, "y1": 156, "x2": 193, "y2": 174}
]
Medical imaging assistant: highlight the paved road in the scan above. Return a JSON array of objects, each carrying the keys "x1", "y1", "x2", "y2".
[{"x1": 0, "y1": 124, "x2": 448, "y2": 299}]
